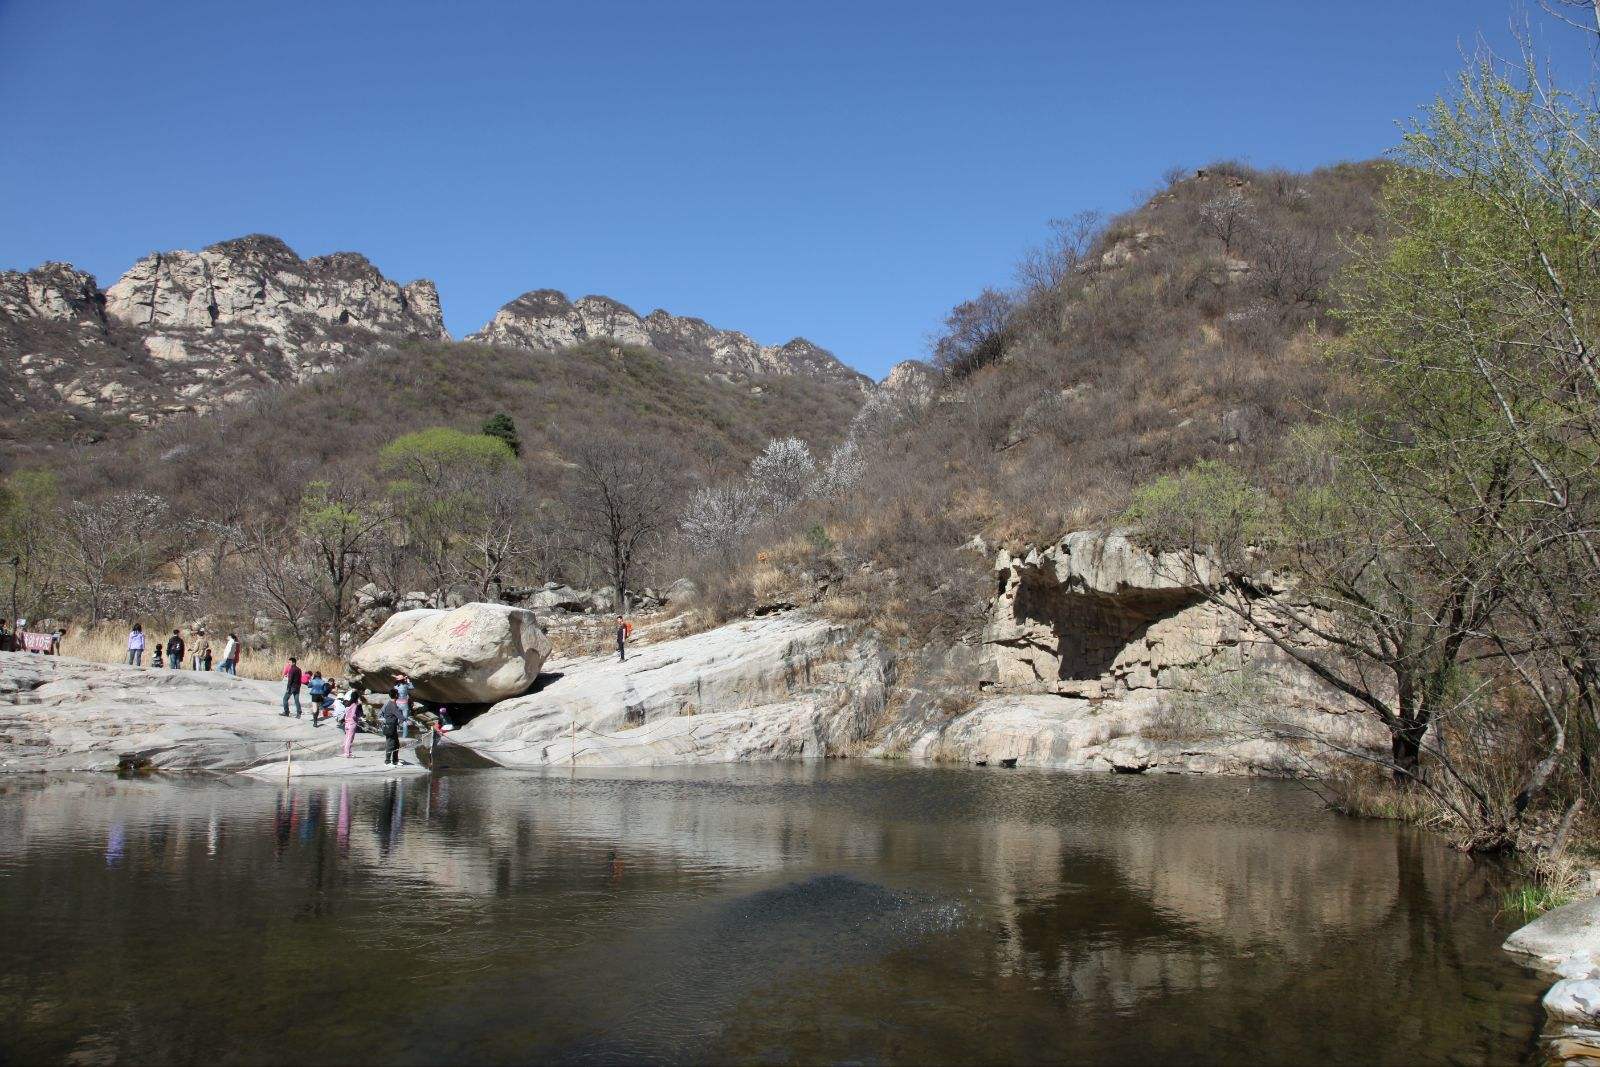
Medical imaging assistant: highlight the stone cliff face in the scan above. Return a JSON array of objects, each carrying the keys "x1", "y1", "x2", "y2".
[
  {"x1": 877, "y1": 531, "x2": 1385, "y2": 776},
  {"x1": 0, "y1": 262, "x2": 106, "y2": 327},
  {"x1": 1, "y1": 235, "x2": 448, "y2": 442},
  {"x1": 104, "y1": 235, "x2": 447, "y2": 339},
  {"x1": 470, "y1": 288, "x2": 869, "y2": 388}
]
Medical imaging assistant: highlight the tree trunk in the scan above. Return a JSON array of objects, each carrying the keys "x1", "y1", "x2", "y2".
[{"x1": 1391, "y1": 725, "x2": 1425, "y2": 786}]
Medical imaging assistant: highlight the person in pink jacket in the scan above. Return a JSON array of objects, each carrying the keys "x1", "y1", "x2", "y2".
[{"x1": 339, "y1": 686, "x2": 365, "y2": 758}]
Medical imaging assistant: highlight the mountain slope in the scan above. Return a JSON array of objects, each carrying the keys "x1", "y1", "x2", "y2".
[{"x1": 56, "y1": 335, "x2": 868, "y2": 524}]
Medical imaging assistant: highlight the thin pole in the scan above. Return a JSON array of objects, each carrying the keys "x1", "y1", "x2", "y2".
[
  {"x1": 570, "y1": 716, "x2": 576, "y2": 773},
  {"x1": 286, "y1": 739, "x2": 293, "y2": 783},
  {"x1": 7, "y1": 556, "x2": 18, "y2": 646}
]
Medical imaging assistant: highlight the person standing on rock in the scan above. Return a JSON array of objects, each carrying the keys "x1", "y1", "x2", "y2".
[
  {"x1": 615, "y1": 615, "x2": 633, "y2": 662},
  {"x1": 165, "y1": 630, "x2": 184, "y2": 670},
  {"x1": 394, "y1": 673, "x2": 414, "y2": 740},
  {"x1": 150, "y1": 642, "x2": 163, "y2": 669},
  {"x1": 219, "y1": 633, "x2": 239, "y2": 676},
  {"x1": 378, "y1": 689, "x2": 404, "y2": 766},
  {"x1": 307, "y1": 671, "x2": 331, "y2": 725},
  {"x1": 126, "y1": 624, "x2": 145, "y2": 667},
  {"x1": 199, "y1": 635, "x2": 214, "y2": 672},
  {"x1": 338, "y1": 686, "x2": 364, "y2": 758},
  {"x1": 282, "y1": 656, "x2": 303, "y2": 717}
]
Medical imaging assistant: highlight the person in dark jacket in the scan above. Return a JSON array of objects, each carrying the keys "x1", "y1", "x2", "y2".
[
  {"x1": 282, "y1": 657, "x2": 304, "y2": 717},
  {"x1": 378, "y1": 689, "x2": 404, "y2": 765},
  {"x1": 165, "y1": 630, "x2": 185, "y2": 670}
]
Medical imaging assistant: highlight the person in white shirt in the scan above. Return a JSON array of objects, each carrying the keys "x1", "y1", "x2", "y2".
[{"x1": 126, "y1": 624, "x2": 146, "y2": 667}]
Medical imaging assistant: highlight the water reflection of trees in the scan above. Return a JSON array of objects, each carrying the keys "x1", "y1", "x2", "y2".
[{"x1": 0, "y1": 768, "x2": 1547, "y2": 1065}]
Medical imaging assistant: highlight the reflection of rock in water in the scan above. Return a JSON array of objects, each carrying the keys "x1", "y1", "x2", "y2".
[
  {"x1": 533, "y1": 875, "x2": 966, "y2": 1064},
  {"x1": 722, "y1": 874, "x2": 965, "y2": 954}
]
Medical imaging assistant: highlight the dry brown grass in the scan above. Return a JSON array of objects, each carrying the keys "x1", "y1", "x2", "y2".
[
  {"x1": 60, "y1": 620, "x2": 342, "y2": 682},
  {"x1": 1320, "y1": 766, "x2": 1454, "y2": 832}
]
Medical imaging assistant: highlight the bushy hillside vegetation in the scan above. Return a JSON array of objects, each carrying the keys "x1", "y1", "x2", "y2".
[
  {"x1": 1, "y1": 335, "x2": 864, "y2": 642},
  {"x1": 63, "y1": 336, "x2": 862, "y2": 502},
  {"x1": 675, "y1": 159, "x2": 1393, "y2": 643},
  {"x1": 887, "y1": 158, "x2": 1390, "y2": 542}
]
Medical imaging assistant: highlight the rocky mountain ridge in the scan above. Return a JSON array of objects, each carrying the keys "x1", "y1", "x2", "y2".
[
  {"x1": 469, "y1": 288, "x2": 870, "y2": 388},
  {"x1": 103, "y1": 234, "x2": 447, "y2": 339},
  {"x1": 0, "y1": 235, "x2": 450, "y2": 450},
  {"x1": 2, "y1": 235, "x2": 886, "y2": 454}
]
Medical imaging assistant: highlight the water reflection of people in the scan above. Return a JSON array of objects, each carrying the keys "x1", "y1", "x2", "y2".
[
  {"x1": 336, "y1": 784, "x2": 351, "y2": 854},
  {"x1": 105, "y1": 822, "x2": 125, "y2": 867},
  {"x1": 274, "y1": 791, "x2": 294, "y2": 856},
  {"x1": 300, "y1": 790, "x2": 321, "y2": 844},
  {"x1": 378, "y1": 780, "x2": 404, "y2": 858},
  {"x1": 607, "y1": 849, "x2": 624, "y2": 886}
]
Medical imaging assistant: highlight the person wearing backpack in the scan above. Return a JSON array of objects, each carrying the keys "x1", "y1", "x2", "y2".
[
  {"x1": 165, "y1": 630, "x2": 185, "y2": 670},
  {"x1": 378, "y1": 689, "x2": 404, "y2": 766},
  {"x1": 306, "y1": 671, "x2": 331, "y2": 726},
  {"x1": 615, "y1": 615, "x2": 633, "y2": 662}
]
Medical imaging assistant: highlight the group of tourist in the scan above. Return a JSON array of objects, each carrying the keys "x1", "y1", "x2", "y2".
[
  {"x1": 281, "y1": 657, "x2": 419, "y2": 764},
  {"x1": 120, "y1": 622, "x2": 446, "y2": 766},
  {"x1": 3, "y1": 619, "x2": 65, "y2": 654},
  {"x1": 125, "y1": 624, "x2": 239, "y2": 673}
]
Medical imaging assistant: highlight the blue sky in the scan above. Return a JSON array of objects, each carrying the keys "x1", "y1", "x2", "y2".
[{"x1": 0, "y1": 1, "x2": 1586, "y2": 377}]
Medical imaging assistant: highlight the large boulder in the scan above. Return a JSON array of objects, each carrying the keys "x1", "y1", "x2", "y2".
[
  {"x1": 1506, "y1": 896, "x2": 1600, "y2": 972},
  {"x1": 526, "y1": 585, "x2": 588, "y2": 612},
  {"x1": 347, "y1": 603, "x2": 552, "y2": 704},
  {"x1": 441, "y1": 612, "x2": 883, "y2": 768}
]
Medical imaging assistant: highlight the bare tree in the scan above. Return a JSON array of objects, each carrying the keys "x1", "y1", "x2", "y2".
[
  {"x1": 563, "y1": 441, "x2": 681, "y2": 611},
  {"x1": 451, "y1": 465, "x2": 539, "y2": 600},
  {"x1": 211, "y1": 518, "x2": 317, "y2": 644},
  {"x1": 930, "y1": 288, "x2": 1015, "y2": 378},
  {"x1": 1252, "y1": 224, "x2": 1332, "y2": 304},
  {"x1": 298, "y1": 480, "x2": 389, "y2": 653},
  {"x1": 55, "y1": 492, "x2": 169, "y2": 622},
  {"x1": 1016, "y1": 210, "x2": 1105, "y2": 296},
  {"x1": 1199, "y1": 189, "x2": 1255, "y2": 253}
]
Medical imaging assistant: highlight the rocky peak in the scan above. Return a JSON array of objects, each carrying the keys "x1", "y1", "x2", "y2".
[
  {"x1": 878, "y1": 359, "x2": 938, "y2": 398},
  {"x1": 103, "y1": 234, "x2": 448, "y2": 340},
  {"x1": 0, "y1": 262, "x2": 106, "y2": 328},
  {"x1": 470, "y1": 288, "x2": 868, "y2": 387}
]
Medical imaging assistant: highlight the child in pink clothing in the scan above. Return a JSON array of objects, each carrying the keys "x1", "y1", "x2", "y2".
[{"x1": 339, "y1": 687, "x2": 364, "y2": 757}]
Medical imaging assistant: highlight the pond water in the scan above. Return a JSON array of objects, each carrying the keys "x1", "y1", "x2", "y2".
[{"x1": 0, "y1": 762, "x2": 1547, "y2": 1065}]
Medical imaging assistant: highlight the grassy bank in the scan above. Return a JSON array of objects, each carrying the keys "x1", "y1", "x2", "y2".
[{"x1": 59, "y1": 621, "x2": 343, "y2": 683}]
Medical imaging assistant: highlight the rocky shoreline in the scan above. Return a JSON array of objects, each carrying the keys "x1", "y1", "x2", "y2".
[{"x1": 1505, "y1": 899, "x2": 1600, "y2": 1063}]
